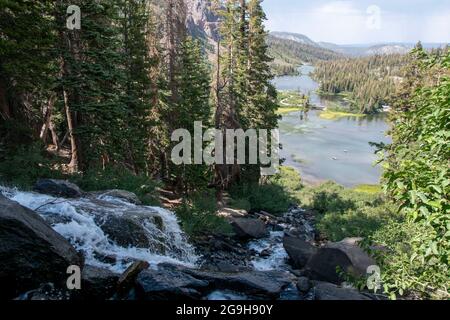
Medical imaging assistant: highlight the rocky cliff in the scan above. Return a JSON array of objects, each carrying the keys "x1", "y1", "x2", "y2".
[{"x1": 185, "y1": 0, "x2": 220, "y2": 44}]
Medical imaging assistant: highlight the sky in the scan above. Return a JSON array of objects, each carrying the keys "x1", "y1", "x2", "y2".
[{"x1": 261, "y1": 0, "x2": 450, "y2": 45}]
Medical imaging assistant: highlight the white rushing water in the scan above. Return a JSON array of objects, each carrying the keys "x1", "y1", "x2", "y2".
[
  {"x1": 248, "y1": 231, "x2": 289, "y2": 271},
  {"x1": 0, "y1": 186, "x2": 198, "y2": 273}
]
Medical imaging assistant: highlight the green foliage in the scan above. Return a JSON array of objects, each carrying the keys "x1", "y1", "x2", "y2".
[
  {"x1": 73, "y1": 165, "x2": 160, "y2": 206},
  {"x1": 370, "y1": 221, "x2": 449, "y2": 299},
  {"x1": 378, "y1": 47, "x2": 450, "y2": 299},
  {"x1": 0, "y1": 143, "x2": 61, "y2": 189},
  {"x1": 297, "y1": 181, "x2": 398, "y2": 241},
  {"x1": 230, "y1": 182, "x2": 293, "y2": 215},
  {"x1": 175, "y1": 192, "x2": 234, "y2": 238}
]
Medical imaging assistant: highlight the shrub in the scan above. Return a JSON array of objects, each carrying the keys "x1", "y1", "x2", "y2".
[
  {"x1": 369, "y1": 221, "x2": 449, "y2": 299},
  {"x1": 175, "y1": 192, "x2": 234, "y2": 238},
  {"x1": 0, "y1": 142, "x2": 62, "y2": 188},
  {"x1": 297, "y1": 181, "x2": 398, "y2": 241},
  {"x1": 72, "y1": 165, "x2": 160, "y2": 205}
]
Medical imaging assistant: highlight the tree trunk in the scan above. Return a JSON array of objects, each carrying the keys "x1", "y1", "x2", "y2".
[
  {"x1": 63, "y1": 88, "x2": 79, "y2": 172},
  {"x1": 0, "y1": 77, "x2": 11, "y2": 120}
]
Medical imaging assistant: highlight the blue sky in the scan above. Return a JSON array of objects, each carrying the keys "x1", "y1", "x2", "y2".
[{"x1": 261, "y1": 0, "x2": 450, "y2": 44}]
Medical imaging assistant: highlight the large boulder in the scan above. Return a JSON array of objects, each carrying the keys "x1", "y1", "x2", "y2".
[
  {"x1": 0, "y1": 195, "x2": 83, "y2": 299},
  {"x1": 230, "y1": 217, "x2": 268, "y2": 239},
  {"x1": 100, "y1": 215, "x2": 151, "y2": 249},
  {"x1": 283, "y1": 236, "x2": 317, "y2": 269},
  {"x1": 98, "y1": 211, "x2": 165, "y2": 251},
  {"x1": 313, "y1": 282, "x2": 372, "y2": 300},
  {"x1": 136, "y1": 268, "x2": 209, "y2": 300},
  {"x1": 34, "y1": 179, "x2": 82, "y2": 198},
  {"x1": 306, "y1": 239, "x2": 376, "y2": 284}
]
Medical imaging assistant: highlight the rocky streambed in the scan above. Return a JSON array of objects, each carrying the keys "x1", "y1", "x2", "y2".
[{"x1": 0, "y1": 180, "x2": 382, "y2": 301}]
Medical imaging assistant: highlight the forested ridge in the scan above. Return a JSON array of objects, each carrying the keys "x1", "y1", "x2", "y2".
[
  {"x1": 267, "y1": 34, "x2": 342, "y2": 76},
  {"x1": 312, "y1": 53, "x2": 410, "y2": 113}
]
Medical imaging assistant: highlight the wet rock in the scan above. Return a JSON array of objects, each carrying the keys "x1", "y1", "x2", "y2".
[
  {"x1": 306, "y1": 240, "x2": 376, "y2": 284},
  {"x1": 0, "y1": 195, "x2": 83, "y2": 299},
  {"x1": 182, "y1": 268, "x2": 293, "y2": 298},
  {"x1": 19, "y1": 283, "x2": 71, "y2": 301},
  {"x1": 136, "y1": 268, "x2": 209, "y2": 300},
  {"x1": 296, "y1": 277, "x2": 311, "y2": 293},
  {"x1": 41, "y1": 212, "x2": 73, "y2": 226},
  {"x1": 96, "y1": 190, "x2": 141, "y2": 205},
  {"x1": 278, "y1": 283, "x2": 303, "y2": 300},
  {"x1": 313, "y1": 282, "x2": 372, "y2": 300},
  {"x1": 100, "y1": 215, "x2": 151, "y2": 248},
  {"x1": 231, "y1": 217, "x2": 268, "y2": 239},
  {"x1": 283, "y1": 236, "x2": 317, "y2": 269},
  {"x1": 34, "y1": 179, "x2": 82, "y2": 198},
  {"x1": 98, "y1": 210, "x2": 165, "y2": 252},
  {"x1": 77, "y1": 265, "x2": 120, "y2": 300}
]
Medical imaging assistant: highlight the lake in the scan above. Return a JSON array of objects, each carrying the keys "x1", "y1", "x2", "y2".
[{"x1": 274, "y1": 65, "x2": 390, "y2": 187}]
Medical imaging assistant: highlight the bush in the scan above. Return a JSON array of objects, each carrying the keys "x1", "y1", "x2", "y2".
[
  {"x1": 0, "y1": 142, "x2": 62, "y2": 188},
  {"x1": 369, "y1": 221, "x2": 449, "y2": 299},
  {"x1": 230, "y1": 183, "x2": 293, "y2": 215},
  {"x1": 228, "y1": 166, "x2": 300, "y2": 215},
  {"x1": 175, "y1": 192, "x2": 234, "y2": 238},
  {"x1": 378, "y1": 49, "x2": 450, "y2": 299},
  {"x1": 72, "y1": 165, "x2": 160, "y2": 205},
  {"x1": 297, "y1": 181, "x2": 398, "y2": 241}
]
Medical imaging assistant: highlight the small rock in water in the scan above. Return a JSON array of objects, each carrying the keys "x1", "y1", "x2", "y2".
[{"x1": 296, "y1": 277, "x2": 311, "y2": 293}]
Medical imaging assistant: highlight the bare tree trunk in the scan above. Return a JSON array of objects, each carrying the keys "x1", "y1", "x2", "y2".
[
  {"x1": 63, "y1": 89, "x2": 79, "y2": 172},
  {"x1": 40, "y1": 95, "x2": 59, "y2": 149}
]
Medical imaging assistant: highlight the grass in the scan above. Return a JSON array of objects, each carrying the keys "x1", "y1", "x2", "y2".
[
  {"x1": 277, "y1": 90, "x2": 310, "y2": 115},
  {"x1": 277, "y1": 107, "x2": 302, "y2": 115},
  {"x1": 354, "y1": 184, "x2": 382, "y2": 194},
  {"x1": 319, "y1": 109, "x2": 365, "y2": 120},
  {"x1": 295, "y1": 181, "x2": 399, "y2": 241}
]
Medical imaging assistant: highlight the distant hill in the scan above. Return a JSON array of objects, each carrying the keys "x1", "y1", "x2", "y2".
[
  {"x1": 270, "y1": 32, "x2": 318, "y2": 47},
  {"x1": 267, "y1": 34, "x2": 343, "y2": 76},
  {"x1": 270, "y1": 31, "x2": 448, "y2": 58}
]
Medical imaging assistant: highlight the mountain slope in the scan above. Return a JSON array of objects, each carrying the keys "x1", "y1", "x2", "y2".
[{"x1": 267, "y1": 35, "x2": 342, "y2": 76}]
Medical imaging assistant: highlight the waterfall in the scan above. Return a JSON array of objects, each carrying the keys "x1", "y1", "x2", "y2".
[{"x1": 0, "y1": 186, "x2": 199, "y2": 273}]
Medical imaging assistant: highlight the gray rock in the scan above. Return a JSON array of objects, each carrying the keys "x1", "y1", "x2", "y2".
[
  {"x1": 98, "y1": 210, "x2": 165, "y2": 251},
  {"x1": 100, "y1": 215, "x2": 151, "y2": 248},
  {"x1": 96, "y1": 190, "x2": 141, "y2": 205},
  {"x1": 0, "y1": 195, "x2": 83, "y2": 299},
  {"x1": 296, "y1": 277, "x2": 311, "y2": 293},
  {"x1": 183, "y1": 268, "x2": 293, "y2": 298},
  {"x1": 313, "y1": 282, "x2": 372, "y2": 300},
  {"x1": 283, "y1": 236, "x2": 317, "y2": 269},
  {"x1": 34, "y1": 179, "x2": 82, "y2": 198},
  {"x1": 78, "y1": 265, "x2": 120, "y2": 300},
  {"x1": 230, "y1": 218, "x2": 268, "y2": 239},
  {"x1": 306, "y1": 240, "x2": 376, "y2": 284},
  {"x1": 136, "y1": 268, "x2": 209, "y2": 300}
]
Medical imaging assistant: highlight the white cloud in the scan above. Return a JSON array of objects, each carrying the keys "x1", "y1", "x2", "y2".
[{"x1": 264, "y1": 1, "x2": 450, "y2": 44}]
